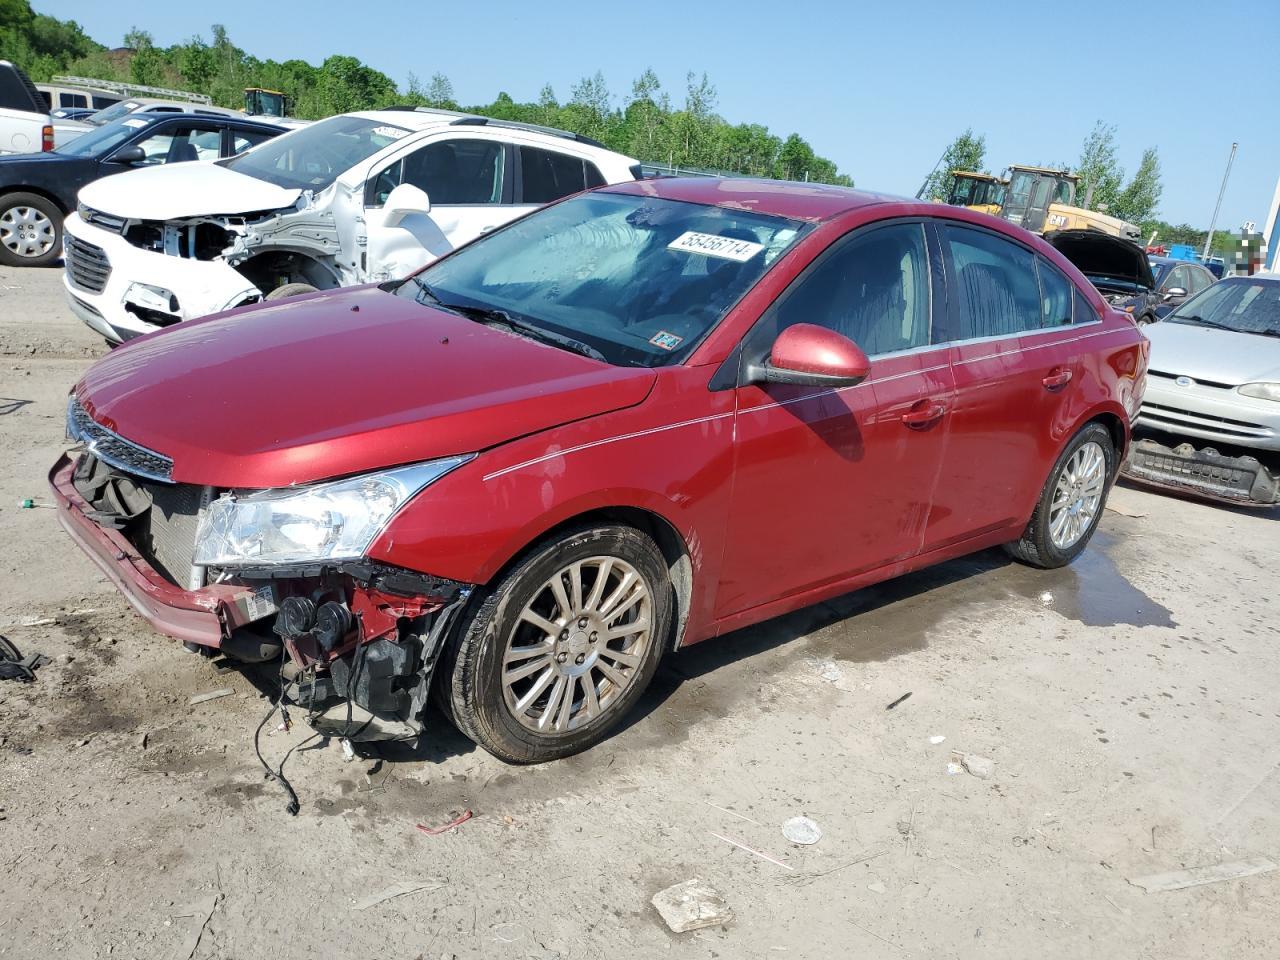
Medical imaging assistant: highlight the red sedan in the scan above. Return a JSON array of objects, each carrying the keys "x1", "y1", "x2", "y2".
[{"x1": 51, "y1": 177, "x2": 1147, "y2": 764}]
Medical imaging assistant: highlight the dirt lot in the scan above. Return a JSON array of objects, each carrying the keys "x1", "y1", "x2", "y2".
[{"x1": 1, "y1": 263, "x2": 1278, "y2": 960}]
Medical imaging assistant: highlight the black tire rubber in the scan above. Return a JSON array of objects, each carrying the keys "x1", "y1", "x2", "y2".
[
  {"x1": 0, "y1": 192, "x2": 63, "y2": 268},
  {"x1": 439, "y1": 524, "x2": 672, "y2": 764},
  {"x1": 1004, "y1": 422, "x2": 1115, "y2": 569},
  {"x1": 264, "y1": 282, "x2": 318, "y2": 301}
]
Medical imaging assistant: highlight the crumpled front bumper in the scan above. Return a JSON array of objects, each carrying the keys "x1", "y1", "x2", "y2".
[
  {"x1": 61, "y1": 214, "x2": 260, "y2": 344},
  {"x1": 1122, "y1": 438, "x2": 1280, "y2": 506},
  {"x1": 49, "y1": 453, "x2": 264, "y2": 647}
]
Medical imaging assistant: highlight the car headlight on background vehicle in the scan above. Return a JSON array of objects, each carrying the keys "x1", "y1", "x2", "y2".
[
  {"x1": 193, "y1": 456, "x2": 472, "y2": 568},
  {"x1": 1238, "y1": 382, "x2": 1280, "y2": 402}
]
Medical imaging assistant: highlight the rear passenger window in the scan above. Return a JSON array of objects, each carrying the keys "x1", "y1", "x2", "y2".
[
  {"x1": 1036, "y1": 259, "x2": 1073, "y2": 327},
  {"x1": 772, "y1": 222, "x2": 931, "y2": 356},
  {"x1": 1073, "y1": 288, "x2": 1100, "y2": 325},
  {"x1": 945, "y1": 226, "x2": 1042, "y2": 338},
  {"x1": 520, "y1": 147, "x2": 598, "y2": 203}
]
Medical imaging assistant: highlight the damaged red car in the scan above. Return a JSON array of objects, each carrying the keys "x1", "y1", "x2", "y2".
[{"x1": 51, "y1": 178, "x2": 1147, "y2": 763}]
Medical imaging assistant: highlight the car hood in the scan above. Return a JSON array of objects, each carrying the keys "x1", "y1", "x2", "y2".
[
  {"x1": 76, "y1": 160, "x2": 301, "y2": 220},
  {"x1": 1144, "y1": 320, "x2": 1280, "y2": 385},
  {"x1": 1045, "y1": 229, "x2": 1154, "y2": 289},
  {"x1": 74, "y1": 285, "x2": 657, "y2": 488}
]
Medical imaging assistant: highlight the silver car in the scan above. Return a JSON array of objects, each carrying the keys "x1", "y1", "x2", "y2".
[{"x1": 1126, "y1": 273, "x2": 1280, "y2": 504}]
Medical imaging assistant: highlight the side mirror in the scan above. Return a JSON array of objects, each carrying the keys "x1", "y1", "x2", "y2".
[
  {"x1": 382, "y1": 183, "x2": 431, "y2": 227},
  {"x1": 747, "y1": 323, "x2": 871, "y2": 387},
  {"x1": 110, "y1": 145, "x2": 146, "y2": 165},
  {"x1": 1163, "y1": 286, "x2": 1187, "y2": 301}
]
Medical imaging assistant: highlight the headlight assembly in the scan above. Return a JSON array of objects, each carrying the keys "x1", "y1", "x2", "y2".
[
  {"x1": 1238, "y1": 382, "x2": 1280, "y2": 402},
  {"x1": 193, "y1": 456, "x2": 472, "y2": 568}
]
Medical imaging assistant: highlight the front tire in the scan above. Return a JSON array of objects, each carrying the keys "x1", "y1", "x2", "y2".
[
  {"x1": 0, "y1": 192, "x2": 62, "y2": 267},
  {"x1": 441, "y1": 525, "x2": 672, "y2": 763},
  {"x1": 264, "y1": 282, "x2": 318, "y2": 301},
  {"x1": 1005, "y1": 423, "x2": 1114, "y2": 569}
]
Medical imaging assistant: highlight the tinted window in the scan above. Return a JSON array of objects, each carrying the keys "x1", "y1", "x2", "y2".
[
  {"x1": 1073, "y1": 288, "x2": 1099, "y2": 325},
  {"x1": 62, "y1": 92, "x2": 87, "y2": 109},
  {"x1": 520, "y1": 147, "x2": 597, "y2": 203},
  {"x1": 91, "y1": 95, "x2": 118, "y2": 110},
  {"x1": 773, "y1": 223, "x2": 931, "y2": 355},
  {"x1": 368, "y1": 139, "x2": 504, "y2": 206},
  {"x1": 946, "y1": 226, "x2": 1042, "y2": 338},
  {"x1": 1036, "y1": 259, "x2": 1073, "y2": 327},
  {"x1": 231, "y1": 129, "x2": 276, "y2": 155}
]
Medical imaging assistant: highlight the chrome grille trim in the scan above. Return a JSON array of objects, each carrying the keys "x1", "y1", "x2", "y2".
[
  {"x1": 64, "y1": 234, "x2": 112, "y2": 293},
  {"x1": 79, "y1": 206, "x2": 126, "y2": 234},
  {"x1": 66, "y1": 396, "x2": 174, "y2": 484}
]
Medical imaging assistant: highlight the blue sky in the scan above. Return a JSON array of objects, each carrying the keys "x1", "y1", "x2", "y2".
[{"x1": 37, "y1": 0, "x2": 1277, "y2": 229}]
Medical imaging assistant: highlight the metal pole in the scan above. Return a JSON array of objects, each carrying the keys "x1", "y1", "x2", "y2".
[{"x1": 1202, "y1": 142, "x2": 1238, "y2": 260}]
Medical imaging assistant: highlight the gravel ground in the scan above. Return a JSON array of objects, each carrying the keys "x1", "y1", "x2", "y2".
[{"x1": 1, "y1": 264, "x2": 1278, "y2": 959}]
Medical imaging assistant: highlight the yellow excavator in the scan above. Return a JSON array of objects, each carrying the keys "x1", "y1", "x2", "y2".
[{"x1": 946, "y1": 165, "x2": 1141, "y2": 243}]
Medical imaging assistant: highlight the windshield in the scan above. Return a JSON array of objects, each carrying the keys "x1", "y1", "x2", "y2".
[
  {"x1": 1166, "y1": 277, "x2": 1280, "y2": 336},
  {"x1": 86, "y1": 100, "x2": 143, "y2": 126},
  {"x1": 397, "y1": 192, "x2": 807, "y2": 367},
  {"x1": 222, "y1": 115, "x2": 409, "y2": 190},
  {"x1": 55, "y1": 116, "x2": 148, "y2": 158}
]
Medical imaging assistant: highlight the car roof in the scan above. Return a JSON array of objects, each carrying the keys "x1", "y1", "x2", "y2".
[
  {"x1": 600, "y1": 176, "x2": 907, "y2": 223},
  {"x1": 345, "y1": 109, "x2": 635, "y2": 162}
]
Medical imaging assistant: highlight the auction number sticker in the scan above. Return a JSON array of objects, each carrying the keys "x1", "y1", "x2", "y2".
[
  {"x1": 668, "y1": 231, "x2": 764, "y2": 262},
  {"x1": 372, "y1": 126, "x2": 408, "y2": 140}
]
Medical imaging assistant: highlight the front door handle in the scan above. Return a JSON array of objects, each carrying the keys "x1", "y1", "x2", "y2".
[
  {"x1": 1042, "y1": 368, "x2": 1073, "y2": 391},
  {"x1": 901, "y1": 399, "x2": 947, "y2": 429}
]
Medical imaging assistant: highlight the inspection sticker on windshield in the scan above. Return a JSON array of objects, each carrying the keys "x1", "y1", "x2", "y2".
[
  {"x1": 668, "y1": 231, "x2": 764, "y2": 262},
  {"x1": 649, "y1": 331, "x2": 684, "y2": 351}
]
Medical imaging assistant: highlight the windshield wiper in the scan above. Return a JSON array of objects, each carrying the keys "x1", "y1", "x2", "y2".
[
  {"x1": 402, "y1": 277, "x2": 606, "y2": 361},
  {"x1": 1167, "y1": 314, "x2": 1236, "y2": 331}
]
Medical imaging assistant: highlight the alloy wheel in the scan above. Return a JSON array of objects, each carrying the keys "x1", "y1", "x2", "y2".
[
  {"x1": 501, "y1": 556, "x2": 653, "y2": 734},
  {"x1": 1049, "y1": 440, "x2": 1107, "y2": 550},
  {"x1": 0, "y1": 205, "x2": 56, "y2": 259}
]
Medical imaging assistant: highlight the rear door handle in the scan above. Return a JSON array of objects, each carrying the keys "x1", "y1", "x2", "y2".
[
  {"x1": 901, "y1": 399, "x2": 947, "y2": 429},
  {"x1": 1042, "y1": 368, "x2": 1073, "y2": 391}
]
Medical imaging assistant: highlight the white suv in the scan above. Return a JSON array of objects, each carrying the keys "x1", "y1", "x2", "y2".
[{"x1": 61, "y1": 108, "x2": 640, "y2": 342}]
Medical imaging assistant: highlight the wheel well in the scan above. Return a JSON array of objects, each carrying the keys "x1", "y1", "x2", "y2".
[
  {"x1": 1085, "y1": 412, "x2": 1127, "y2": 473},
  {"x1": 500, "y1": 507, "x2": 694, "y2": 652},
  {"x1": 234, "y1": 251, "x2": 338, "y2": 295},
  {"x1": 0, "y1": 186, "x2": 68, "y2": 214}
]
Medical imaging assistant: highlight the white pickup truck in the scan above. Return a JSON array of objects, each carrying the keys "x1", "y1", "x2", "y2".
[{"x1": 0, "y1": 60, "x2": 86, "y2": 154}]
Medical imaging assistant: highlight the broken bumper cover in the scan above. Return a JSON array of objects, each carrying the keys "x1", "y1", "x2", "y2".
[
  {"x1": 1122, "y1": 438, "x2": 1280, "y2": 505},
  {"x1": 49, "y1": 454, "x2": 262, "y2": 647},
  {"x1": 61, "y1": 214, "x2": 259, "y2": 344}
]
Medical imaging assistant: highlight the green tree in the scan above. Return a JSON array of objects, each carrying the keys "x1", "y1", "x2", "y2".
[
  {"x1": 1074, "y1": 121, "x2": 1124, "y2": 213},
  {"x1": 1112, "y1": 147, "x2": 1162, "y2": 223},
  {"x1": 918, "y1": 128, "x2": 987, "y2": 201},
  {"x1": 424, "y1": 72, "x2": 455, "y2": 109}
]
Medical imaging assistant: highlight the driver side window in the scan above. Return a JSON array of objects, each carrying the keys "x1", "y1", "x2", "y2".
[
  {"x1": 771, "y1": 223, "x2": 932, "y2": 356},
  {"x1": 366, "y1": 139, "x2": 505, "y2": 207},
  {"x1": 133, "y1": 123, "x2": 222, "y2": 165}
]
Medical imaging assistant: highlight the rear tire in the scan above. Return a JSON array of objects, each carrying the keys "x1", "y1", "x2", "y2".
[
  {"x1": 439, "y1": 524, "x2": 671, "y2": 763},
  {"x1": 1005, "y1": 423, "x2": 1115, "y2": 569},
  {"x1": 0, "y1": 192, "x2": 62, "y2": 267},
  {"x1": 264, "y1": 282, "x2": 318, "y2": 301}
]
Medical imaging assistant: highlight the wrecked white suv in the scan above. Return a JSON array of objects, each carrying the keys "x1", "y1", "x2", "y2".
[{"x1": 61, "y1": 109, "x2": 640, "y2": 342}]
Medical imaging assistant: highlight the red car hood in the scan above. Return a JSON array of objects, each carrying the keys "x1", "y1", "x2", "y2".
[{"x1": 75, "y1": 286, "x2": 656, "y2": 488}]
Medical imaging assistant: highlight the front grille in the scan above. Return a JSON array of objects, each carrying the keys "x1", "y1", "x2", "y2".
[
  {"x1": 65, "y1": 234, "x2": 112, "y2": 293},
  {"x1": 79, "y1": 206, "x2": 126, "y2": 234},
  {"x1": 1138, "y1": 401, "x2": 1270, "y2": 440},
  {"x1": 138, "y1": 482, "x2": 210, "y2": 587},
  {"x1": 67, "y1": 396, "x2": 174, "y2": 483}
]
